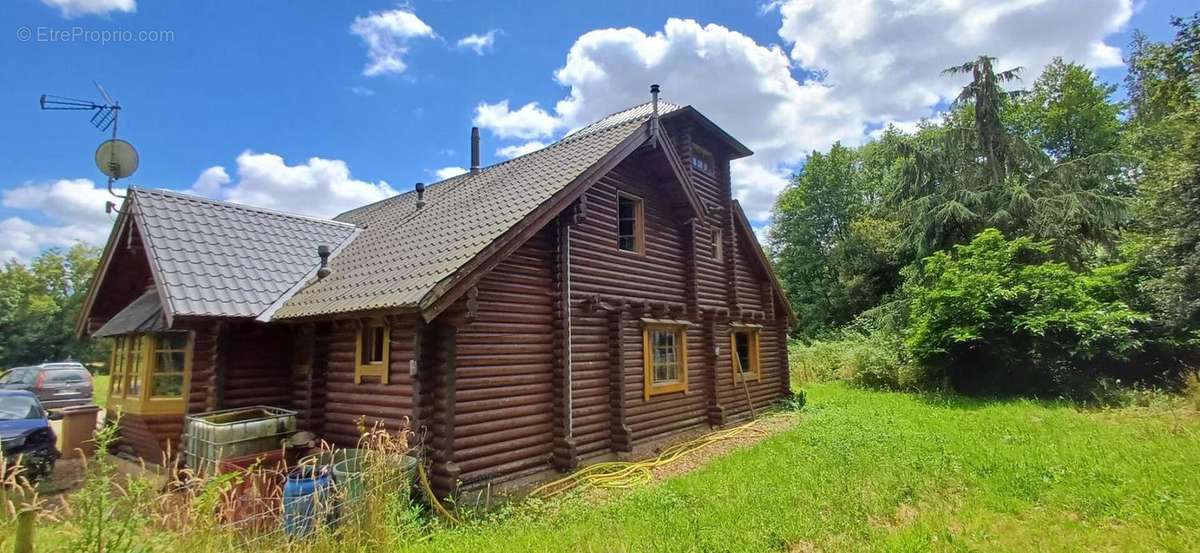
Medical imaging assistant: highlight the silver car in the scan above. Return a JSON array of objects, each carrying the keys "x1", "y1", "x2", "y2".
[{"x1": 0, "y1": 362, "x2": 94, "y2": 409}]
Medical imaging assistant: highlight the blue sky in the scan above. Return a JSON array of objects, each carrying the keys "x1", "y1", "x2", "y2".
[{"x1": 0, "y1": 0, "x2": 1187, "y2": 261}]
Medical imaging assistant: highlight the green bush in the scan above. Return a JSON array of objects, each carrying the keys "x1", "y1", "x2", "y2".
[
  {"x1": 790, "y1": 326, "x2": 919, "y2": 391},
  {"x1": 905, "y1": 229, "x2": 1147, "y2": 395}
]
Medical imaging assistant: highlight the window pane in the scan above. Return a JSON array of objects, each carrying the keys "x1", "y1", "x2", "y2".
[
  {"x1": 127, "y1": 337, "x2": 145, "y2": 396},
  {"x1": 156, "y1": 351, "x2": 186, "y2": 374},
  {"x1": 371, "y1": 326, "x2": 385, "y2": 363},
  {"x1": 650, "y1": 329, "x2": 678, "y2": 383},
  {"x1": 158, "y1": 333, "x2": 188, "y2": 350},
  {"x1": 152, "y1": 374, "x2": 183, "y2": 398},
  {"x1": 111, "y1": 339, "x2": 125, "y2": 395},
  {"x1": 618, "y1": 196, "x2": 639, "y2": 252},
  {"x1": 735, "y1": 332, "x2": 752, "y2": 374}
]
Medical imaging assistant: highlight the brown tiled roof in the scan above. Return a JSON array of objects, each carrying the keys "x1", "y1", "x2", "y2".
[
  {"x1": 273, "y1": 102, "x2": 680, "y2": 319},
  {"x1": 129, "y1": 187, "x2": 360, "y2": 321}
]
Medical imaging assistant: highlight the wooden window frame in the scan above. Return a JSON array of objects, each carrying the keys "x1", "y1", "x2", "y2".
[
  {"x1": 712, "y1": 227, "x2": 723, "y2": 261},
  {"x1": 642, "y1": 320, "x2": 689, "y2": 400},
  {"x1": 616, "y1": 192, "x2": 645, "y2": 255},
  {"x1": 730, "y1": 324, "x2": 762, "y2": 383},
  {"x1": 107, "y1": 332, "x2": 192, "y2": 415},
  {"x1": 355, "y1": 319, "x2": 390, "y2": 384},
  {"x1": 691, "y1": 146, "x2": 716, "y2": 176}
]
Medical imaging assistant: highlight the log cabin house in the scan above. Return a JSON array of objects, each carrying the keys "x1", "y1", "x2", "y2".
[{"x1": 75, "y1": 91, "x2": 796, "y2": 497}]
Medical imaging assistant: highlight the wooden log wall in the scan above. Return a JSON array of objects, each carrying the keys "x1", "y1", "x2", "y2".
[
  {"x1": 568, "y1": 156, "x2": 706, "y2": 456},
  {"x1": 448, "y1": 226, "x2": 557, "y2": 486},
  {"x1": 221, "y1": 323, "x2": 293, "y2": 410},
  {"x1": 110, "y1": 413, "x2": 184, "y2": 463},
  {"x1": 322, "y1": 317, "x2": 418, "y2": 447}
]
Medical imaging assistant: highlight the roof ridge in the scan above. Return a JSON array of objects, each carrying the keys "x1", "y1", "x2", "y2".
[
  {"x1": 334, "y1": 110, "x2": 655, "y2": 222},
  {"x1": 567, "y1": 99, "x2": 685, "y2": 137},
  {"x1": 334, "y1": 172, "x2": 468, "y2": 221},
  {"x1": 131, "y1": 186, "x2": 358, "y2": 229}
]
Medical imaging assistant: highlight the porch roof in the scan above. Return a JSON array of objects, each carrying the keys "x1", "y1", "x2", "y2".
[{"x1": 93, "y1": 290, "x2": 167, "y2": 337}]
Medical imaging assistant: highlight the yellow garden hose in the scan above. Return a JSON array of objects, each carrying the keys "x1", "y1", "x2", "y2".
[
  {"x1": 531, "y1": 416, "x2": 773, "y2": 497},
  {"x1": 417, "y1": 461, "x2": 463, "y2": 525}
]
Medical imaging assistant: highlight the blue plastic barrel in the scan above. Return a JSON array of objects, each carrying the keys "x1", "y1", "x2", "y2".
[{"x1": 282, "y1": 466, "x2": 333, "y2": 538}]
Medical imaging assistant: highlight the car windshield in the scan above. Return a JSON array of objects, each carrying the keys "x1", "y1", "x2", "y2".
[
  {"x1": 0, "y1": 369, "x2": 29, "y2": 384},
  {"x1": 0, "y1": 396, "x2": 42, "y2": 420}
]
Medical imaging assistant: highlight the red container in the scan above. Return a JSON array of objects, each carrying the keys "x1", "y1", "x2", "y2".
[{"x1": 214, "y1": 449, "x2": 287, "y2": 525}]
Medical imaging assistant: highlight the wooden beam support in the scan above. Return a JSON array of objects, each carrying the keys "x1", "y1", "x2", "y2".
[
  {"x1": 704, "y1": 312, "x2": 726, "y2": 426},
  {"x1": 431, "y1": 323, "x2": 460, "y2": 500},
  {"x1": 552, "y1": 216, "x2": 578, "y2": 471},
  {"x1": 608, "y1": 308, "x2": 632, "y2": 452}
]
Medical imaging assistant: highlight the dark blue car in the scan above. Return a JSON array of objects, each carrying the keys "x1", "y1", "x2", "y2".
[{"x1": 0, "y1": 390, "x2": 60, "y2": 481}]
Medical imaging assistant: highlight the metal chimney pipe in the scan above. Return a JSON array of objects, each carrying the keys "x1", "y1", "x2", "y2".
[
  {"x1": 415, "y1": 181, "x2": 426, "y2": 209},
  {"x1": 650, "y1": 84, "x2": 661, "y2": 148},
  {"x1": 470, "y1": 126, "x2": 481, "y2": 175}
]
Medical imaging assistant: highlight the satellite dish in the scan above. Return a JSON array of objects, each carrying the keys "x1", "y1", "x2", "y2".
[{"x1": 95, "y1": 139, "x2": 139, "y2": 179}]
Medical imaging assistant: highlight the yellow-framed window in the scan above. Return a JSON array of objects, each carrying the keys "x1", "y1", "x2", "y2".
[
  {"x1": 106, "y1": 332, "x2": 191, "y2": 414},
  {"x1": 110, "y1": 335, "x2": 127, "y2": 397},
  {"x1": 730, "y1": 325, "x2": 762, "y2": 382},
  {"x1": 355, "y1": 319, "x2": 390, "y2": 384},
  {"x1": 127, "y1": 335, "x2": 145, "y2": 398},
  {"x1": 642, "y1": 322, "x2": 688, "y2": 400},
  {"x1": 150, "y1": 333, "x2": 188, "y2": 398},
  {"x1": 617, "y1": 192, "x2": 645, "y2": 254}
]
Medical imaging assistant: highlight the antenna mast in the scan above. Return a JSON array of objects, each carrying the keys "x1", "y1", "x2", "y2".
[{"x1": 40, "y1": 82, "x2": 137, "y2": 211}]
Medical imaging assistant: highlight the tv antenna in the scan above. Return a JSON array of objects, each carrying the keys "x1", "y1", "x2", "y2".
[{"x1": 40, "y1": 82, "x2": 138, "y2": 213}]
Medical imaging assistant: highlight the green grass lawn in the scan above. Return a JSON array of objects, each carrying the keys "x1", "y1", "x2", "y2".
[
  {"x1": 405, "y1": 383, "x2": 1200, "y2": 552},
  {"x1": 91, "y1": 373, "x2": 108, "y2": 408}
]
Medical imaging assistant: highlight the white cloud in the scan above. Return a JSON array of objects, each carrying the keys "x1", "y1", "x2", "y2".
[
  {"x1": 434, "y1": 166, "x2": 468, "y2": 180},
  {"x1": 472, "y1": 100, "x2": 560, "y2": 140},
  {"x1": 544, "y1": 19, "x2": 863, "y2": 220},
  {"x1": 1, "y1": 151, "x2": 396, "y2": 260},
  {"x1": 188, "y1": 166, "x2": 230, "y2": 197},
  {"x1": 348, "y1": 86, "x2": 376, "y2": 96},
  {"x1": 201, "y1": 151, "x2": 396, "y2": 218},
  {"x1": 40, "y1": 0, "x2": 134, "y2": 18},
  {"x1": 456, "y1": 30, "x2": 500, "y2": 55},
  {"x1": 350, "y1": 8, "x2": 436, "y2": 77},
  {"x1": 495, "y1": 141, "x2": 547, "y2": 159},
  {"x1": 483, "y1": 4, "x2": 1131, "y2": 221},
  {"x1": 0, "y1": 178, "x2": 124, "y2": 261},
  {"x1": 775, "y1": 0, "x2": 1133, "y2": 126}
]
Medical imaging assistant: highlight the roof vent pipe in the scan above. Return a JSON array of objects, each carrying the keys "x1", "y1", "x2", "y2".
[
  {"x1": 316, "y1": 245, "x2": 331, "y2": 279},
  {"x1": 650, "y1": 84, "x2": 661, "y2": 148},
  {"x1": 470, "y1": 126, "x2": 481, "y2": 175},
  {"x1": 415, "y1": 181, "x2": 426, "y2": 209}
]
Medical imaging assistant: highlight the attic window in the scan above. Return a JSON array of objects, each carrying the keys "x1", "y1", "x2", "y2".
[
  {"x1": 355, "y1": 320, "x2": 390, "y2": 384},
  {"x1": 617, "y1": 193, "x2": 644, "y2": 254},
  {"x1": 691, "y1": 147, "x2": 716, "y2": 176}
]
